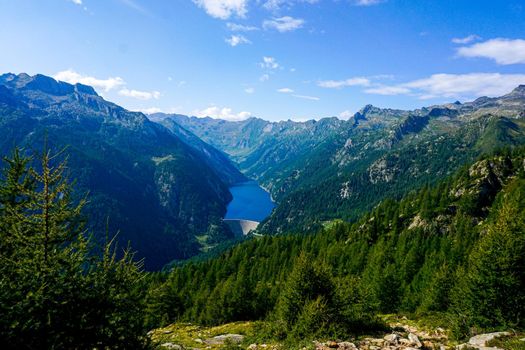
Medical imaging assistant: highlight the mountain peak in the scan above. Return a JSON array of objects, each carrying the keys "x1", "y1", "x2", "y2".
[
  {"x1": 0, "y1": 72, "x2": 98, "y2": 97},
  {"x1": 511, "y1": 85, "x2": 525, "y2": 95}
]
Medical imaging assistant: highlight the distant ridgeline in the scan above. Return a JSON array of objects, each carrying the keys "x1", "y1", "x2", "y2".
[{"x1": 156, "y1": 86, "x2": 525, "y2": 236}]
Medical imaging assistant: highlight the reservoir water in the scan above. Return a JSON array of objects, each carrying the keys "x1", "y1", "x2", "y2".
[{"x1": 225, "y1": 181, "x2": 275, "y2": 222}]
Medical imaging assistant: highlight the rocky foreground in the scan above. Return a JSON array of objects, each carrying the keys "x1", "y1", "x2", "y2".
[{"x1": 150, "y1": 321, "x2": 524, "y2": 350}]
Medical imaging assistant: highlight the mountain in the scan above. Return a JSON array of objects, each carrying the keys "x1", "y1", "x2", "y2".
[
  {"x1": 154, "y1": 87, "x2": 525, "y2": 234},
  {"x1": 0, "y1": 73, "x2": 244, "y2": 270},
  {"x1": 147, "y1": 147, "x2": 525, "y2": 337},
  {"x1": 148, "y1": 115, "x2": 246, "y2": 185}
]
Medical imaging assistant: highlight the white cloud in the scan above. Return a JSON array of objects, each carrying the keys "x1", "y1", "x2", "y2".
[
  {"x1": 225, "y1": 34, "x2": 251, "y2": 46},
  {"x1": 339, "y1": 110, "x2": 354, "y2": 120},
  {"x1": 318, "y1": 77, "x2": 371, "y2": 89},
  {"x1": 293, "y1": 94, "x2": 320, "y2": 101},
  {"x1": 54, "y1": 69, "x2": 125, "y2": 92},
  {"x1": 364, "y1": 73, "x2": 525, "y2": 99},
  {"x1": 364, "y1": 85, "x2": 411, "y2": 95},
  {"x1": 260, "y1": 74, "x2": 270, "y2": 82},
  {"x1": 138, "y1": 106, "x2": 181, "y2": 115},
  {"x1": 355, "y1": 0, "x2": 385, "y2": 6},
  {"x1": 451, "y1": 34, "x2": 481, "y2": 44},
  {"x1": 259, "y1": 56, "x2": 280, "y2": 69},
  {"x1": 69, "y1": 0, "x2": 82, "y2": 5},
  {"x1": 118, "y1": 88, "x2": 161, "y2": 100},
  {"x1": 245, "y1": 87, "x2": 255, "y2": 94},
  {"x1": 139, "y1": 107, "x2": 163, "y2": 114},
  {"x1": 193, "y1": 0, "x2": 247, "y2": 19},
  {"x1": 263, "y1": 0, "x2": 319, "y2": 11},
  {"x1": 193, "y1": 106, "x2": 252, "y2": 121},
  {"x1": 457, "y1": 38, "x2": 525, "y2": 65},
  {"x1": 263, "y1": 16, "x2": 304, "y2": 32},
  {"x1": 277, "y1": 88, "x2": 294, "y2": 93},
  {"x1": 227, "y1": 22, "x2": 258, "y2": 31}
]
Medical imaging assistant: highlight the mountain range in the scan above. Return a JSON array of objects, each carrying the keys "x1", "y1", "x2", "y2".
[
  {"x1": 154, "y1": 86, "x2": 525, "y2": 233},
  {"x1": 2, "y1": 72, "x2": 525, "y2": 270}
]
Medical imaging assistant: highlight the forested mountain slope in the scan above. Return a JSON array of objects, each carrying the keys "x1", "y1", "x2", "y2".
[
  {"x1": 155, "y1": 87, "x2": 525, "y2": 234},
  {"x1": 0, "y1": 73, "x2": 243, "y2": 269},
  {"x1": 147, "y1": 148, "x2": 525, "y2": 341}
]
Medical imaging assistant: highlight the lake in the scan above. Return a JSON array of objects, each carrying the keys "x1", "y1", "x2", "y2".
[{"x1": 225, "y1": 181, "x2": 275, "y2": 222}]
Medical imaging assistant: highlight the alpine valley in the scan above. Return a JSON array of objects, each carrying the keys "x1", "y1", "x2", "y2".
[{"x1": 1, "y1": 73, "x2": 524, "y2": 349}]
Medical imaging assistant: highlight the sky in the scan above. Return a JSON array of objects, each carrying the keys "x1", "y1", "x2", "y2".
[{"x1": 0, "y1": 0, "x2": 524, "y2": 121}]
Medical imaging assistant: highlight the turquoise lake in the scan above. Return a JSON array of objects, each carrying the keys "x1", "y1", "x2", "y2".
[{"x1": 224, "y1": 181, "x2": 275, "y2": 222}]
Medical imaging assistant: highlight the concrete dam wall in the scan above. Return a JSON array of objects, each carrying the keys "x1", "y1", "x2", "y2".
[{"x1": 223, "y1": 219, "x2": 259, "y2": 237}]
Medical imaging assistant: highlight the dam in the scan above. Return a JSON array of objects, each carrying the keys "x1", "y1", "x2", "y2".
[
  {"x1": 223, "y1": 219, "x2": 260, "y2": 236},
  {"x1": 224, "y1": 181, "x2": 275, "y2": 236}
]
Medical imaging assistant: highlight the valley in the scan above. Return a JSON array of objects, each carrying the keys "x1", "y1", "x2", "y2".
[
  {"x1": 1, "y1": 74, "x2": 524, "y2": 349},
  {"x1": 2, "y1": 1, "x2": 525, "y2": 348}
]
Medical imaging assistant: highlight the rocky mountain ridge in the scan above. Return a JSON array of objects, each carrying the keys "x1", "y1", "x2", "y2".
[{"x1": 0, "y1": 73, "x2": 244, "y2": 269}]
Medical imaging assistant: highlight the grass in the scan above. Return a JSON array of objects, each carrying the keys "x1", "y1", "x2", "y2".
[
  {"x1": 487, "y1": 334, "x2": 525, "y2": 350},
  {"x1": 149, "y1": 321, "x2": 282, "y2": 349}
]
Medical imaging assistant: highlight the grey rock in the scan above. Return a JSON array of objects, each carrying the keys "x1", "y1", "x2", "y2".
[
  {"x1": 409, "y1": 333, "x2": 422, "y2": 348},
  {"x1": 468, "y1": 332, "x2": 510, "y2": 348},
  {"x1": 204, "y1": 333, "x2": 244, "y2": 345}
]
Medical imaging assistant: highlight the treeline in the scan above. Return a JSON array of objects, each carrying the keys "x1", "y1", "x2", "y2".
[
  {"x1": 147, "y1": 148, "x2": 525, "y2": 341},
  {"x1": 0, "y1": 149, "x2": 149, "y2": 349}
]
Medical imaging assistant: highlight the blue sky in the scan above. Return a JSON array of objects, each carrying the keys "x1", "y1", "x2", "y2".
[{"x1": 1, "y1": 0, "x2": 524, "y2": 121}]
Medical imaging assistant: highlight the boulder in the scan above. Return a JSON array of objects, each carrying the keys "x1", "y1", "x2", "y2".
[
  {"x1": 205, "y1": 333, "x2": 245, "y2": 345},
  {"x1": 409, "y1": 333, "x2": 422, "y2": 348},
  {"x1": 384, "y1": 333, "x2": 400, "y2": 345},
  {"x1": 468, "y1": 332, "x2": 510, "y2": 348},
  {"x1": 338, "y1": 342, "x2": 357, "y2": 350},
  {"x1": 456, "y1": 331, "x2": 510, "y2": 350},
  {"x1": 160, "y1": 343, "x2": 182, "y2": 349}
]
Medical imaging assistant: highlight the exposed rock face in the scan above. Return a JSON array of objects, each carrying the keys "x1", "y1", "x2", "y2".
[{"x1": 368, "y1": 156, "x2": 400, "y2": 184}]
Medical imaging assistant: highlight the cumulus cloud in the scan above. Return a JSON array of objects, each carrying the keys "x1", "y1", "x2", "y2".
[
  {"x1": 192, "y1": 0, "x2": 247, "y2": 19},
  {"x1": 227, "y1": 22, "x2": 258, "y2": 31},
  {"x1": 277, "y1": 88, "x2": 294, "y2": 93},
  {"x1": 355, "y1": 0, "x2": 385, "y2": 6},
  {"x1": 54, "y1": 69, "x2": 125, "y2": 92},
  {"x1": 193, "y1": 106, "x2": 252, "y2": 121},
  {"x1": 364, "y1": 85, "x2": 411, "y2": 95},
  {"x1": 263, "y1": 16, "x2": 304, "y2": 32},
  {"x1": 318, "y1": 77, "x2": 371, "y2": 89},
  {"x1": 138, "y1": 106, "x2": 181, "y2": 115},
  {"x1": 245, "y1": 87, "x2": 255, "y2": 94},
  {"x1": 263, "y1": 0, "x2": 319, "y2": 11},
  {"x1": 364, "y1": 73, "x2": 525, "y2": 99},
  {"x1": 293, "y1": 94, "x2": 320, "y2": 101},
  {"x1": 451, "y1": 34, "x2": 481, "y2": 44},
  {"x1": 339, "y1": 110, "x2": 354, "y2": 120},
  {"x1": 225, "y1": 34, "x2": 251, "y2": 46},
  {"x1": 118, "y1": 88, "x2": 161, "y2": 100},
  {"x1": 69, "y1": 0, "x2": 82, "y2": 5},
  {"x1": 260, "y1": 74, "x2": 270, "y2": 82},
  {"x1": 259, "y1": 56, "x2": 280, "y2": 69},
  {"x1": 457, "y1": 38, "x2": 525, "y2": 65}
]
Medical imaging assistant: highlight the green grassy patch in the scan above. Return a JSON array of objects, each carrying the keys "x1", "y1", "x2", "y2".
[{"x1": 487, "y1": 334, "x2": 525, "y2": 350}]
